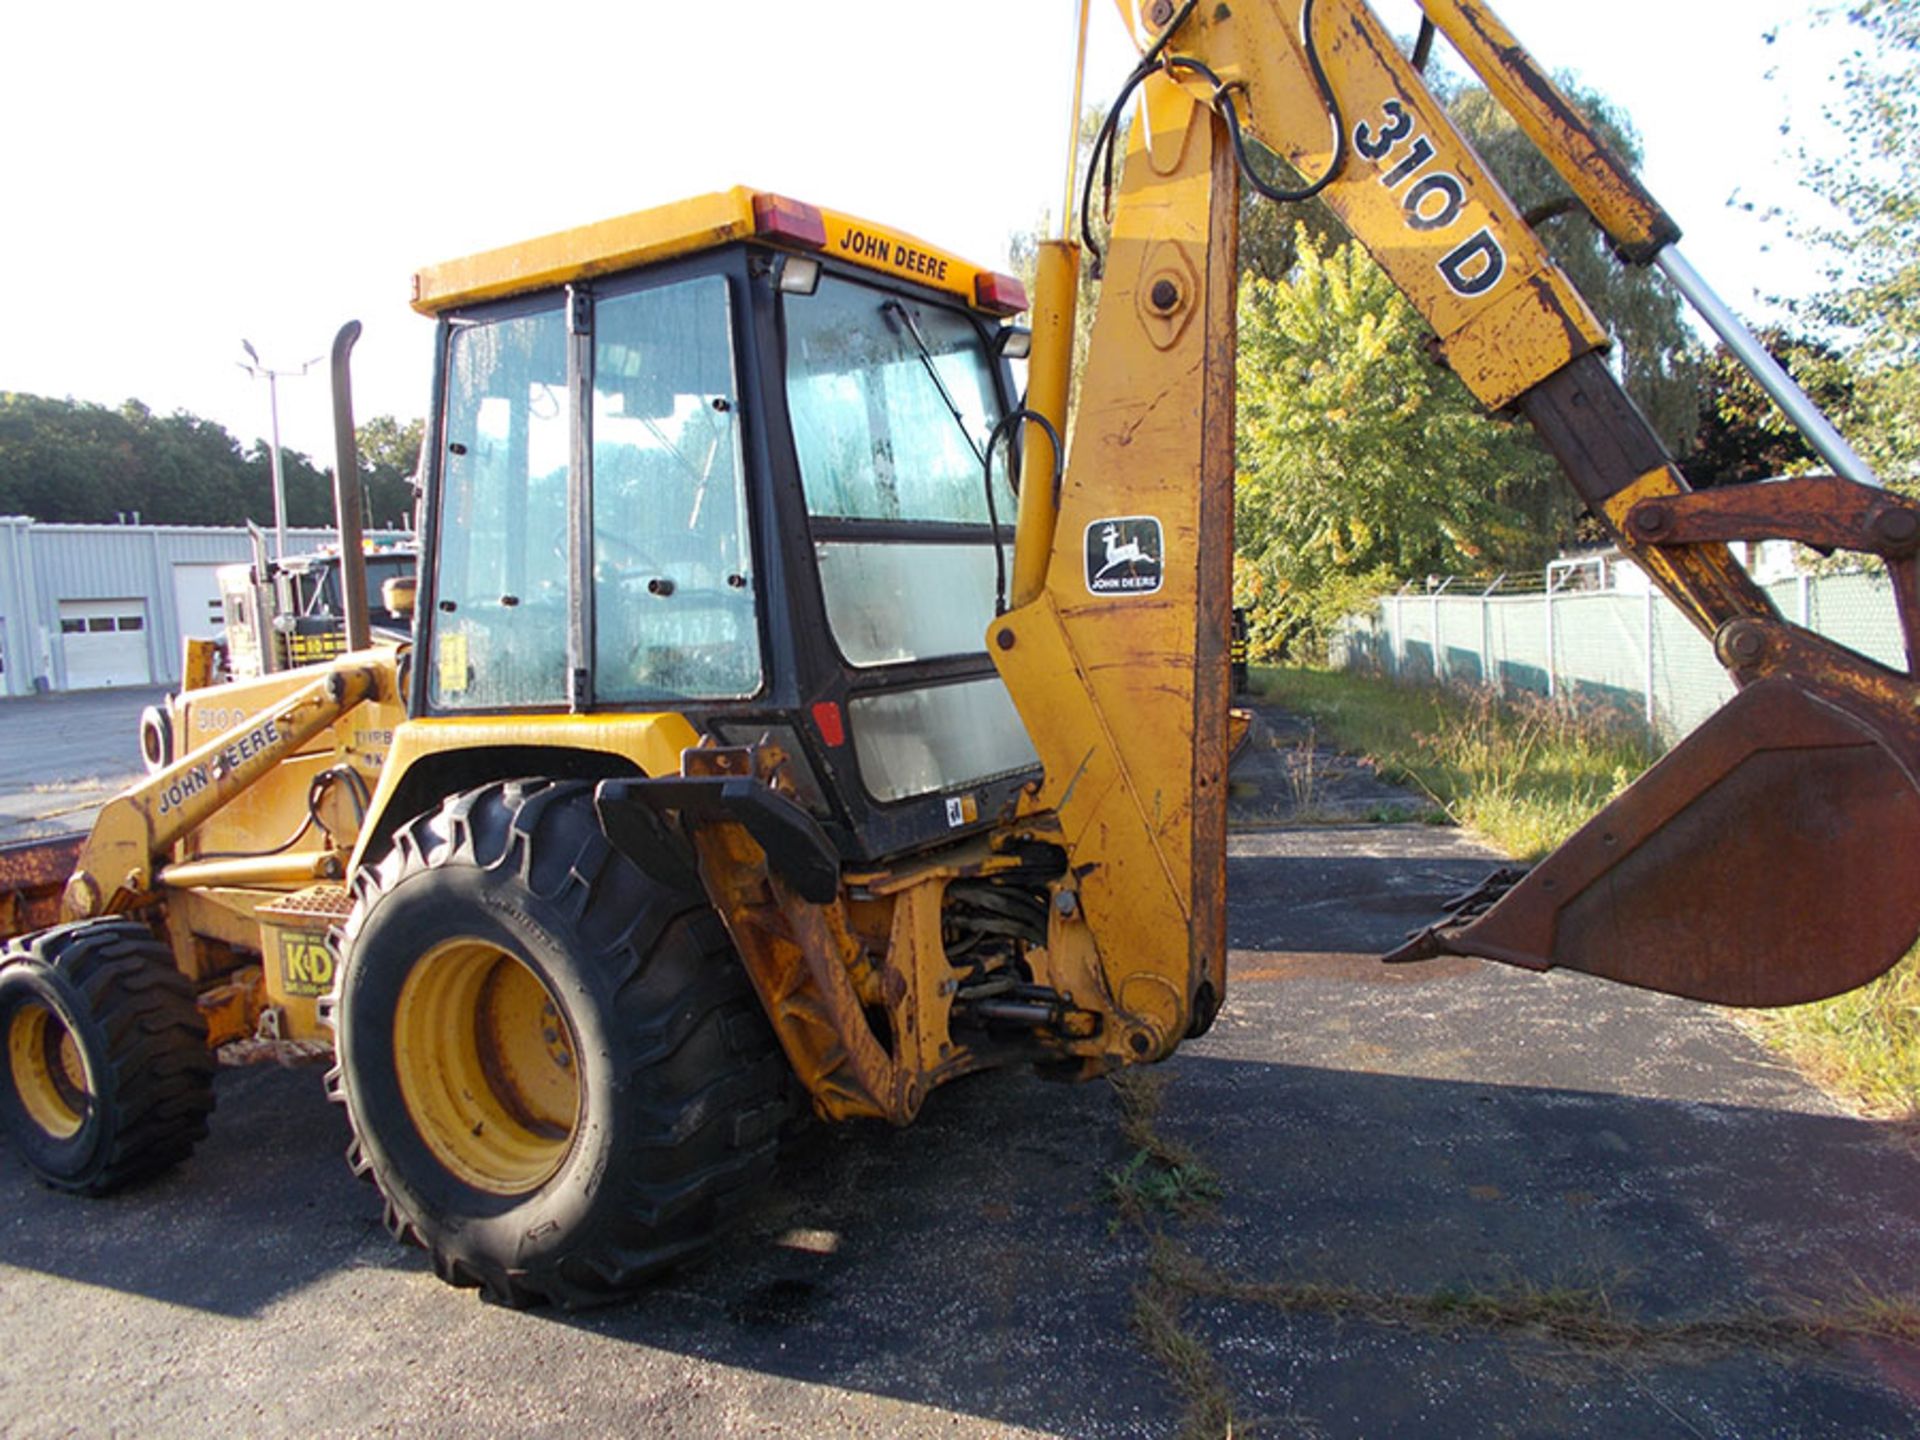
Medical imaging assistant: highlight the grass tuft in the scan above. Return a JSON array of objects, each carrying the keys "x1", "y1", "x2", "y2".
[
  {"x1": 1103, "y1": 1075, "x2": 1241, "y2": 1435},
  {"x1": 1133, "y1": 1238, "x2": 1246, "y2": 1440},
  {"x1": 1105, "y1": 1071, "x2": 1223, "y2": 1224},
  {"x1": 1251, "y1": 665, "x2": 1652, "y2": 861},
  {"x1": 1746, "y1": 961, "x2": 1920, "y2": 1121},
  {"x1": 1098, "y1": 1049, "x2": 1920, "y2": 1435},
  {"x1": 1169, "y1": 1246, "x2": 1920, "y2": 1362}
]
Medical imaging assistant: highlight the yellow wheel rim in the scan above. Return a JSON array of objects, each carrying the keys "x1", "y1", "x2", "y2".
[
  {"x1": 7, "y1": 1001, "x2": 88, "y2": 1141},
  {"x1": 393, "y1": 939, "x2": 581, "y2": 1196}
]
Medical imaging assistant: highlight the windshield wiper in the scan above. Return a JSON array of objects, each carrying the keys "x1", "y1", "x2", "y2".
[
  {"x1": 880, "y1": 299, "x2": 1017, "y2": 616},
  {"x1": 881, "y1": 301, "x2": 986, "y2": 467}
]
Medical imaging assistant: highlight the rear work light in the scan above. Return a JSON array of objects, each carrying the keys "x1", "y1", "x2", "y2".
[
  {"x1": 753, "y1": 193, "x2": 828, "y2": 249},
  {"x1": 777, "y1": 254, "x2": 822, "y2": 296},
  {"x1": 975, "y1": 271, "x2": 1028, "y2": 317}
]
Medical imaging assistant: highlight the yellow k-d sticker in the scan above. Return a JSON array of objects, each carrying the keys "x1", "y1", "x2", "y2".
[{"x1": 280, "y1": 932, "x2": 335, "y2": 999}]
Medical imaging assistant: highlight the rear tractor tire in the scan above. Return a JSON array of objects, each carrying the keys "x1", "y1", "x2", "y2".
[
  {"x1": 327, "y1": 779, "x2": 794, "y2": 1307},
  {"x1": 0, "y1": 919, "x2": 215, "y2": 1194}
]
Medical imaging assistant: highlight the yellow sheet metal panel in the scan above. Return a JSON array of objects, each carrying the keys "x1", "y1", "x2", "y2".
[
  {"x1": 413, "y1": 190, "x2": 759, "y2": 314},
  {"x1": 993, "y1": 75, "x2": 1236, "y2": 1060},
  {"x1": 175, "y1": 664, "x2": 404, "y2": 864},
  {"x1": 814, "y1": 211, "x2": 1008, "y2": 313},
  {"x1": 256, "y1": 884, "x2": 354, "y2": 1042},
  {"x1": 412, "y1": 187, "x2": 1021, "y2": 317},
  {"x1": 67, "y1": 658, "x2": 388, "y2": 920}
]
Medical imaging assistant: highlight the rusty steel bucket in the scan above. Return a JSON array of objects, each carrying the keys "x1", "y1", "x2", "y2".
[
  {"x1": 0, "y1": 835, "x2": 84, "y2": 945},
  {"x1": 1393, "y1": 664, "x2": 1920, "y2": 1007}
]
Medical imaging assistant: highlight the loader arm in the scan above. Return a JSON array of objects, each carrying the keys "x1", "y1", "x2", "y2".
[
  {"x1": 59, "y1": 659, "x2": 380, "y2": 923},
  {"x1": 992, "y1": 0, "x2": 1920, "y2": 1019}
]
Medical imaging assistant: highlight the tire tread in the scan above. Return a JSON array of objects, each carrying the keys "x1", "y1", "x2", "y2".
[
  {"x1": 330, "y1": 779, "x2": 796, "y2": 1307},
  {"x1": 0, "y1": 919, "x2": 214, "y2": 1194}
]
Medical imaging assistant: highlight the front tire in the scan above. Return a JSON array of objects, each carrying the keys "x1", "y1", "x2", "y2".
[
  {"x1": 327, "y1": 779, "x2": 792, "y2": 1307},
  {"x1": 0, "y1": 919, "x2": 215, "y2": 1194}
]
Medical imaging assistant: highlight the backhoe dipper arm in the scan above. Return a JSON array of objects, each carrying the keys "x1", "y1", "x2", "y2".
[{"x1": 992, "y1": 0, "x2": 1920, "y2": 1029}]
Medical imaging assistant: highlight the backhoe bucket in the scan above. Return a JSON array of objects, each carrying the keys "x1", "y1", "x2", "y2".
[
  {"x1": 0, "y1": 834, "x2": 84, "y2": 944},
  {"x1": 1393, "y1": 676, "x2": 1920, "y2": 1006}
]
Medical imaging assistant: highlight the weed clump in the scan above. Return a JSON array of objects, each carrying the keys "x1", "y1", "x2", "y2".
[
  {"x1": 1255, "y1": 665, "x2": 1654, "y2": 860},
  {"x1": 1748, "y1": 959, "x2": 1920, "y2": 1121},
  {"x1": 1104, "y1": 1070, "x2": 1223, "y2": 1225}
]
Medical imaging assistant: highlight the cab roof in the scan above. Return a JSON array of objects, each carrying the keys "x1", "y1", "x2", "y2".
[{"x1": 410, "y1": 187, "x2": 1028, "y2": 319}]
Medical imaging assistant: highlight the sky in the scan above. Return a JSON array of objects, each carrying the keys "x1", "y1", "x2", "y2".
[{"x1": 0, "y1": 0, "x2": 1857, "y2": 471}]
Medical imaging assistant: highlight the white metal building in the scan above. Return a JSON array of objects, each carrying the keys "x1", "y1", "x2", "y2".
[{"x1": 0, "y1": 518, "x2": 406, "y2": 696}]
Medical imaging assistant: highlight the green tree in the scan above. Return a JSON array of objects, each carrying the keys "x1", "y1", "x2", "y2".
[
  {"x1": 1235, "y1": 229, "x2": 1567, "y2": 658},
  {"x1": 355, "y1": 414, "x2": 425, "y2": 530},
  {"x1": 1683, "y1": 331, "x2": 1858, "y2": 486},
  {"x1": 0, "y1": 393, "x2": 257, "y2": 524},
  {"x1": 0, "y1": 391, "x2": 333, "y2": 527},
  {"x1": 270, "y1": 441, "x2": 336, "y2": 530},
  {"x1": 1231, "y1": 73, "x2": 1705, "y2": 450},
  {"x1": 1235, "y1": 137, "x2": 1348, "y2": 285},
  {"x1": 1446, "y1": 85, "x2": 1701, "y2": 453},
  {"x1": 1012, "y1": 68, "x2": 1705, "y2": 657},
  {"x1": 1784, "y1": 1, "x2": 1920, "y2": 481}
]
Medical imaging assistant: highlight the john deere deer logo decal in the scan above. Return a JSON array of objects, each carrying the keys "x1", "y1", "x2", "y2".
[{"x1": 1085, "y1": 516, "x2": 1164, "y2": 596}]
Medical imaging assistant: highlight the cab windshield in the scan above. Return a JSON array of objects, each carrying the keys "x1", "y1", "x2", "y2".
[
  {"x1": 784, "y1": 274, "x2": 1014, "y2": 670},
  {"x1": 783, "y1": 273, "x2": 1037, "y2": 802}
]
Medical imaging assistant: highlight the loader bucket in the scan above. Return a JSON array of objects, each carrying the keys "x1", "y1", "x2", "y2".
[
  {"x1": 0, "y1": 835, "x2": 83, "y2": 944},
  {"x1": 1392, "y1": 675, "x2": 1920, "y2": 1006}
]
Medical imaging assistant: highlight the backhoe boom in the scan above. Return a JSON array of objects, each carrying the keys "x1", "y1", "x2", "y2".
[{"x1": 992, "y1": 0, "x2": 1920, "y2": 1016}]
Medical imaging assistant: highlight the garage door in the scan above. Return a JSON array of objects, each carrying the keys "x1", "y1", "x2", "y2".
[{"x1": 60, "y1": 599, "x2": 151, "y2": 689}]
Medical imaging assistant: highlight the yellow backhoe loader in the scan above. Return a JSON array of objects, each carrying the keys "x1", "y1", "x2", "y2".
[{"x1": 5, "y1": 0, "x2": 1917, "y2": 1306}]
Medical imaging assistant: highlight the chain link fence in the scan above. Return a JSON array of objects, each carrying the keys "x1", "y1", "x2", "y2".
[{"x1": 1333, "y1": 563, "x2": 1905, "y2": 746}]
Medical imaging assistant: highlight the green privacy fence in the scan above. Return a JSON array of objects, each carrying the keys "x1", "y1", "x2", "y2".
[{"x1": 1333, "y1": 565, "x2": 1907, "y2": 745}]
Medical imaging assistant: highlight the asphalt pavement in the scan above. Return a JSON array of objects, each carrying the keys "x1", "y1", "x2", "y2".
[
  {"x1": 1, "y1": 689, "x2": 1918, "y2": 1437},
  {"x1": 0, "y1": 684, "x2": 163, "y2": 843}
]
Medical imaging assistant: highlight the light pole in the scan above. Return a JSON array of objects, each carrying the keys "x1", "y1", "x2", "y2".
[{"x1": 238, "y1": 340, "x2": 321, "y2": 558}]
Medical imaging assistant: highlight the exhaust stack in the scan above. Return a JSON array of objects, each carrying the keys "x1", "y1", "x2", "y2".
[{"x1": 330, "y1": 321, "x2": 370, "y2": 653}]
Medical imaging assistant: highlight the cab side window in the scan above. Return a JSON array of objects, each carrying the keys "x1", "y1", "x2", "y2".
[
  {"x1": 431, "y1": 308, "x2": 570, "y2": 709},
  {"x1": 591, "y1": 277, "x2": 760, "y2": 702}
]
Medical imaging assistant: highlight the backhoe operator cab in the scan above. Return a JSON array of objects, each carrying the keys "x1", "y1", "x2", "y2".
[{"x1": 410, "y1": 192, "x2": 1039, "y2": 863}]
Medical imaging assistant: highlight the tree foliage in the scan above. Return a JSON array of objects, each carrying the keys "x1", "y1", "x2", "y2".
[
  {"x1": 1683, "y1": 330, "x2": 1859, "y2": 486},
  {"x1": 1010, "y1": 69, "x2": 1706, "y2": 659},
  {"x1": 1229, "y1": 75, "x2": 1709, "y2": 656},
  {"x1": 1235, "y1": 230, "x2": 1568, "y2": 658},
  {"x1": 1785, "y1": 1, "x2": 1920, "y2": 480},
  {"x1": 0, "y1": 392, "x2": 420, "y2": 530},
  {"x1": 1238, "y1": 79, "x2": 1703, "y2": 452},
  {"x1": 356, "y1": 413, "x2": 425, "y2": 530}
]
